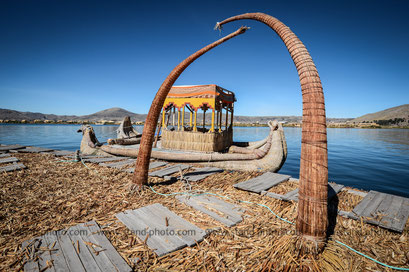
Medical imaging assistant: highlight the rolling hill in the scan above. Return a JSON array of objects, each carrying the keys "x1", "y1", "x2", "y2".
[{"x1": 353, "y1": 104, "x2": 409, "y2": 123}]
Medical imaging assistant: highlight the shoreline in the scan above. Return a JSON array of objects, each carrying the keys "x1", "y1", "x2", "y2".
[{"x1": 1, "y1": 120, "x2": 408, "y2": 129}]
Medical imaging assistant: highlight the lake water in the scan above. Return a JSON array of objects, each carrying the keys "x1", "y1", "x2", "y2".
[{"x1": 1, "y1": 124, "x2": 408, "y2": 198}]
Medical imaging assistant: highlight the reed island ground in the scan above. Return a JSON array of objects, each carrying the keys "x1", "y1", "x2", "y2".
[{"x1": 1, "y1": 152, "x2": 408, "y2": 271}]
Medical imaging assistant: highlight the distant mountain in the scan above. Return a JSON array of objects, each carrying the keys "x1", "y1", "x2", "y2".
[
  {"x1": 0, "y1": 107, "x2": 352, "y2": 124},
  {"x1": 0, "y1": 109, "x2": 78, "y2": 121},
  {"x1": 353, "y1": 104, "x2": 409, "y2": 123},
  {"x1": 78, "y1": 107, "x2": 147, "y2": 122},
  {"x1": 0, "y1": 107, "x2": 147, "y2": 122}
]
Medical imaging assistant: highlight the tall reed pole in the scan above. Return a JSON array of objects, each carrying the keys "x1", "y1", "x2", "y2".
[{"x1": 216, "y1": 12, "x2": 328, "y2": 253}]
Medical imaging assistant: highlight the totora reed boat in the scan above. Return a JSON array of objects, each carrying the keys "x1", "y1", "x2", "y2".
[{"x1": 78, "y1": 84, "x2": 287, "y2": 172}]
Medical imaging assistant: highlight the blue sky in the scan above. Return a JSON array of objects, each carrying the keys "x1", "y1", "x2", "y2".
[{"x1": 0, "y1": 0, "x2": 408, "y2": 118}]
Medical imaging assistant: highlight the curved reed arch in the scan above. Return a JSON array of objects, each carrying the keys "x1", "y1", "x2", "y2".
[
  {"x1": 216, "y1": 13, "x2": 328, "y2": 252},
  {"x1": 132, "y1": 27, "x2": 249, "y2": 189}
]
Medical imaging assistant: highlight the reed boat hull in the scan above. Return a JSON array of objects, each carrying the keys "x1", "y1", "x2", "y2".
[{"x1": 80, "y1": 121, "x2": 287, "y2": 172}]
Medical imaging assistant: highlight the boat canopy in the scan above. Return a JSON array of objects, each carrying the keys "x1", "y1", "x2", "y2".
[
  {"x1": 164, "y1": 84, "x2": 235, "y2": 110},
  {"x1": 161, "y1": 85, "x2": 235, "y2": 152}
]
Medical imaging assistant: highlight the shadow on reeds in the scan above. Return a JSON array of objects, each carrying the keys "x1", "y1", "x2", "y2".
[
  {"x1": 147, "y1": 176, "x2": 179, "y2": 187},
  {"x1": 327, "y1": 186, "x2": 339, "y2": 237}
]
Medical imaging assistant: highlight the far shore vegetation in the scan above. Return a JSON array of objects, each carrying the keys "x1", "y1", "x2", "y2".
[{"x1": 1, "y1": 119, "x2": 408, "y2": 129}]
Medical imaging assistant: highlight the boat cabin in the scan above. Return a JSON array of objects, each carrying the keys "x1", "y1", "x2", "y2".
[{"x1": 161, "y1": 84, "x2": 236, "y2": 152}]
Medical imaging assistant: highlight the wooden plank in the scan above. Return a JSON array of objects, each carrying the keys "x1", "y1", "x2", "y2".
[
  {"x1": 72, "y1": 223, "x2": 120, "y2": 272},
  {"x1": 18, "y1": 146, "x2": 54, "y2": 153},
  {"x1": 99, "y1": 159, "x2": 136, "y2": 168},
  {"x1": 0, "y1": 144, "x2": 25, "y2": 151},
  {"x1": 131, "y1": 207, "x2": 188, "y2": 251},
  {"x1": 390, "y1": 198, "x2": 409, "y2": 232},
  {"x1": 281, "y1": 183, "x2": 344, "y2": 202},
  {"x1": 0, "y1": 157, "x2": 19, "y2": 164},
  {"x1": 359, "y1": 192, "x2": 386, "y2": 220},
  {"x1": 261, "y1": 191, "x2": 285, "y2": 200},
  {"x1": 328, "y1": 183, "x2": 345, "y2": 199},
  {"x1": 42, "y1": 232, "x2": 70, "y2": 272},
  {"x1": 0, "y1": 153, "x2": 10, "y2": 158},
  {"x1": 116, "y1": 211, "x2": 172, "y2": 257},
  {"x1": 52, "y1": 150, "x2": 75, "y2": 157},
  {"x1": 37, "y1": 235, "x2": 56, "y2": 272},
  {"x1": 22, "y1": 239, "x2": 40, "y2": 272},
  {"x1": 56, "y1": 230, "x2": 86, "y2": 272},
  {"x1": 148, "y1": 164, "x2": 190, "y2": 178},
  {"x1": 0, "y1": 163, "x2": 26, "y2": 172},
  {"x1": 194, "y1": 194, "x2": 245, "y2": 222},
  {"x1": 233, "y1": 172, "x2": 273, "y2": 192},
  {"x1": 282, "y1": 189, "x2": 299, "y2": 201},
  {"x1": 66, "y1": 154, "x2": 106, "y2": 160},
  {"x1": 233, "y1": 172, "x2": 290, "y2": 194},
  {"x1": 183, "y1": 167, "x2": 223, "y2": 182},
  {"x1": 79, "y1": 155, "x2": 108, "y2": 159},
  {"x1": 379, "y1": 196, "x2": 408, "y2": 232},
  {"x1": 176, "y1": 195, "x2": 242, "y2": 227},
  {"x1": 352, "y1": 190, "x2": 378, "y2": 217},
  {"x1": 84, "y1": 221, "x2": 132, "y2": 271},
  {"x1": 372, "y1": 193, "x2": 394, "y2": 219},
  {"x1": 375, "y1": 194, "x2": 402, "y2": 227},
  {"x1": 337, "y1": 210, "x2": 351, "y2": 218},
  {"x1": 67, "y1": 225, "x2": 102, "y2": 272},
  {"x1": 147, "y1": 161, "x2": 167, "y2": 170},
  {"x1": 115, "y1": 204, "x2": 206, "y2": 257},
  {"x1": 343, "y1": 191, "x2": 409, "y2": 232},
  {"x1": 125, "y1": 161, "x2": 168, "y2": 173},
  {"x1": 82, "y1": 157, "x2": 127, "y2": 163},
  {"x1": 147, "y1": 203, "x2": 206, "y2": 246}
]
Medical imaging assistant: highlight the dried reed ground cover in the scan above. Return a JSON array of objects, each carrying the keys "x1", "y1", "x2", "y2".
[{"x1": 0, "y1": 153, "x2": 408, "y2": 271}]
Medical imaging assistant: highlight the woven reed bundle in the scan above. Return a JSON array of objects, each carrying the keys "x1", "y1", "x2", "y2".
[
  {"x1": 131, "y1": 27, "x2": 249, "y2": 190},
  {"x1": 161, "y1": 130, "x2": 232, "y2": 152},
  {"x1": 215, "y1": 13, "x2": 328, "y2": 253}
]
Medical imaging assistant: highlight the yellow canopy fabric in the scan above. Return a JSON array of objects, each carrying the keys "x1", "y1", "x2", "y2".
[{"x1": 163, "y1": 84, "x2": 235, "y2": 111}]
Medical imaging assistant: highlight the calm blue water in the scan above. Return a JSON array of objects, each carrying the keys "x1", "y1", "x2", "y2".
[{"x1": 1, "y1": 124, "x2": 409, "y2": 198}]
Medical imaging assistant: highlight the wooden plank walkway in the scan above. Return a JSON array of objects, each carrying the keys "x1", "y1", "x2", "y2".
[
  {"x1": 21, "y1": 220, "x2": 132, "y2": 272},
  {"x1": 0, "y1": 163, "x2": 26, "y2": 172},
  {"x1": 233, "y1": 172, "x2": 291, "y2": 194},
  {"x1": 0, "y1": 144, "x2": 25, "y2": 152},
  {"x1": 18, "y1": 146, "x2": 54, "y2": 153},
  {"x1": 82, "y1": 157, "x2": 127, "y2": 163},
  {"x1": 345, "y1": 190, "x2": 409, "y2": 232},
  {"x1": 262, "y1": 182, "x2": 344, "y2": 202},
  {"x1": 0, "y1": 157, "x2": 19, "y2": 164},
  {"x1": 116, "y1": 203, "x2": 206, "y2": 257},
  {"x1": 52, "y1": 150, "x2": 75, "y2": 157},
  {"x1": 176, "y1": 194, "x2": 245, "y2": 227},
  {"x1": 99, "y1": 159, "x2": 136, "y2": 168},
  {"x1": 148, "y1": 164, "x2": 190, "y2": 178},
  {"x1": 182, "y1": 167, "x2": 223, "y2": 182},
  {"x1": 125, "y1": 161, "x2": 167, "y2": 173},
  {"x1": 78, "y1": 155, "x2": 108, "y2": 159}
]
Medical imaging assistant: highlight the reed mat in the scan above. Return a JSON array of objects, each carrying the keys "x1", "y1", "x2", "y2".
[{"x1": 1, "y1": 153, "x2": 408, "y2": 271}]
